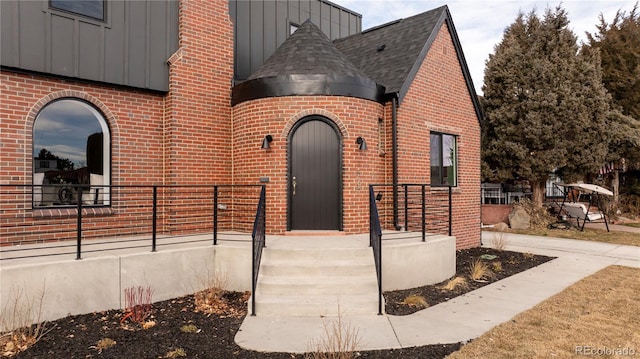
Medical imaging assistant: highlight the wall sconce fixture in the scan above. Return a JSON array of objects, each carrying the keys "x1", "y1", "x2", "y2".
[
  {"x1": 356, "y1": 136, "x2": 367, "y2": 151},
  {"x1": 261, "y1": 135, "x2": 273, "y2": 149}
]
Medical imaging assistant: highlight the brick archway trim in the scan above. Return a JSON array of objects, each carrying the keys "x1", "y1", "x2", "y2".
[
  {"x1": 26, "y1": 91, "x2": 118, "y2": 133},
  {"x1": 281, "y1": 108, "x2": 349, "y2": 139}
]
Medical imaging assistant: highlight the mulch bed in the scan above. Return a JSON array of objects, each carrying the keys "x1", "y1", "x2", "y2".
[
  {"x1": 385, "y1": 247, "x2": 555, "y2": 315},
  {"x1": 11, "y1": 248, "x2": 553, "y2": 359}
]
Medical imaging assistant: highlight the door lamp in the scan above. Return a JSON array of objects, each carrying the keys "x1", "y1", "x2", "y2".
[
  {"x1": 356, "y1": 136, "x2": 367, "y2": 151},
  {"x1": 261, "y1": 135, "x2": 273, "y2": 149}
]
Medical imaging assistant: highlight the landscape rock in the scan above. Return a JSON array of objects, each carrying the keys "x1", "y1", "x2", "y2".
[
  {"x1": 509, "y1": 207, "x2": 531, "y2": 229},
  {"x1": 493, "y1": 222, "x2": 509, "y2": 231}
]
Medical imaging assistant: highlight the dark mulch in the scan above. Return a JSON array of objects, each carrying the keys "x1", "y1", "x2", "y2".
[
  {"x1": 12, "y1": 248, "x2": 553, "y2": 359},
  {"x1": 385, "y1": 247, "x2": 555, "y2": 316}
]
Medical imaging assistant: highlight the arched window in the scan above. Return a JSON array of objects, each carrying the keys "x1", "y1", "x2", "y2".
[{"x1": 33, "y1": 99, "x2": 110, "y2": 207}]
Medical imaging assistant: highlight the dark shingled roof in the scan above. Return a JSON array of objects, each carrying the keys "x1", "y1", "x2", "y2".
[
  {"x1": 232, "y1": 20, "x2": 385, "y2": 106},
  {"x1": 233, "y1": 5, "x2": 481, "y2": 123},
  {"x1": 333, "y1": 6, "x2": 447, "y2": 96},
  {"x1": 248, "y1": 19, "x2": 371, "y2": 80}
]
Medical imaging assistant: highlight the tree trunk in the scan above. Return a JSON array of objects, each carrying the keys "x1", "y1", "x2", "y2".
[
  {"x1": 610, "y1": 171, "x2": 619, "y2": 212},
  {"x1": 531, "y1": 180, "x2": 546, "y2": 208}
]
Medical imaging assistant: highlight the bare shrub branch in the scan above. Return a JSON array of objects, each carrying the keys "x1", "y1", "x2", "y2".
[
  {"x1": 121, "y1": 286, "x2": 154, "y2": 324},
  {"x1": 305, "y1": 306, "x2": 361, "y2": 359},
  {"x1": 490, "y1": 232, "x2": 510, "y2": 251},
  {"x1": 0, "y1": 283, "x2": 51, "y2": 356}
]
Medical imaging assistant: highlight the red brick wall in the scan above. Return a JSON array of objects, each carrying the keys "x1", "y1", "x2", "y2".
[
  {"x1": 0, "y1": 5, "x2": 481, "y2": 248},
  {"x1": 232, "y1": 96, "x2": 385, "y2": 234},
  {"x1": 0, "y1": 72, "x2": 166, "y2": 186},
  {"x1": 394, "y1": 22, "x2": 482, "y2": 249},
  {"x1": 0, "y1": 0, "x2": 236, "y2": 245},
  {"x1": 0, "y1": 71, "x2": 167, "y2": 244},
  {"x1": 165, "y1": 0, "x2": 233, "y2": 185}
]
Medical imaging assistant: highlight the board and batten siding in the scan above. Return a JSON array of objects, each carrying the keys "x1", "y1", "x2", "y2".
[
  {"x1": 229, "y1": 0, "x2": 361, "y2": 81},
  {"x1": 0, "y1": 0, "x2": 178, "y2": 92}
]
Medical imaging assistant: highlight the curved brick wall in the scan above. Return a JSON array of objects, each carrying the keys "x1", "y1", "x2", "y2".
[{"x1": 232, "y1": 96, "x2": 385, "y2": 234}]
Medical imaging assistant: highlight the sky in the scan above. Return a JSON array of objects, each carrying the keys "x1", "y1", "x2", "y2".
[
  {"x1": 337, "y1": 0, "x2": 635, "y2": 94},
  {"x1": 34, "y1": 100, "x2": 103, "y2": 166}
]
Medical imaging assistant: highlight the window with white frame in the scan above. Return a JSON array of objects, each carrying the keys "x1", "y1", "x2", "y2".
[
  {"x1": 33, "y1": 99, "x2": 110, "y2": 207},
  {"x1": 430, "y1": 132, "x2": 457, "y2": 186}
]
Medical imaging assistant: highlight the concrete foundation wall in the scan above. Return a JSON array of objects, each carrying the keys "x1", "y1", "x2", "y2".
[
  {"x1": 0, "y1": 244, "x2": 251, "y2": 331},
  {"x1": 1, "y1": 236, "x2": 453, "y2": 330},
  {"x1": 382, "y1": 235, "x2": 456, "y2": 291},
  {"x1": 1, "y1": 257, "x2": 120, "y2": 330}
]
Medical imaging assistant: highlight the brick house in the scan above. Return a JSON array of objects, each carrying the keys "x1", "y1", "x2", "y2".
[{"x1": 1, "y1": 0, "x2": 481, "y2": 249}]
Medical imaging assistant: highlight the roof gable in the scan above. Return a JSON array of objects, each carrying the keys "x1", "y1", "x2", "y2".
[
  {"x1": 334, "y1": 6, "x2": 446, "y2": 97},
  {"x1": 334, "y1": 6, "x2": 483, "y2": 122}
]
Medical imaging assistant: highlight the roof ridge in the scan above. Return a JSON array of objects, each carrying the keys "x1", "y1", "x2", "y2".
[
  {"x1": 247, "y1": 20, "x2": 372, "y2": 81},
  {"x1": 334, "y1": 6, "x2": 448, "y2": 95}
]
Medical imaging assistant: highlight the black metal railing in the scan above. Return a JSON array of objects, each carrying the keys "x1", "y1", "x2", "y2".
[
  {"x1": 369, "y1": 186, "x2": 383, "y2": 315},
  {"x1": 250, "y1": 185, "x2": 267, "y2": 316},
  {"x1": 0, "y1": 184, "x2": 263, "y2": 261},
  {"x1": 370, "y1": 184, "x2": 453, "y2": 240},
  {"x1": 368, "y1": 183, "x2": 453, "y2": 315}
]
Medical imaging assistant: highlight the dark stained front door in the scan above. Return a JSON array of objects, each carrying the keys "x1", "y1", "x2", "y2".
[{"x1": 289, "y1": 118, "x2": 341, "y2": 230}]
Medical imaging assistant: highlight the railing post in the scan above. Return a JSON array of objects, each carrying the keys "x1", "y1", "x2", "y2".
[
  {"x1": 251, "y1": 185, "x2": 267, "y2": 316},
  {"x1": 152, "y1": 186, "x2": 157, "y2": 252},
  {"x1": 448, "y1": 186, "x2": 452, "y2": 236},
  {"x1": 262, "y1": 185, "x2": 266, "y2": 248},
  {"x1": 403, "y1": 184, "x2": 408, "y2": 231},
  {"x1": 76, "y1": 186, "x2": 83, "y2": 260},
  {"x1": 368, "y1": 185, "x2": 383, "y2": 315},
  {"x1": 421, "y1": 185, "x2": 426, "y2": 241},
  {"x1": 393, "y1": 184, "x2": 399, "y2": 230},
  {"x1": 213, "y1": 185, "x2": 218, "y2": 245},
  {"x1": 251, "y1": 231, "x2": 256, "y2": 316}
]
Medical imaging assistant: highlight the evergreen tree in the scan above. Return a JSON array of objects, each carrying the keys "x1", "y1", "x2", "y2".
[
  {"x1": 587, "y1": 3, "x2": 640, "y2": 120},
  {"x1": 482, "y1": 6, "x2": 610, "y2": 207},
  {"x1": 586, "y1": 3, "x2": 640, "y2": 165},
  {"x1": 585, "y1": 3, "x2": 640, "y2": 204}
]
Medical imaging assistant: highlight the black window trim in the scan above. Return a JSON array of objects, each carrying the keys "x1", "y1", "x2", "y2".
[
  {"x1": 32, "y1": 97, "x2": 112, "y2": 209},
  {"x1": 430, "y1": 131, "x2": 458, "y2": 187},
  {"x1": 45, "y1": 0, "x2": 111, "y2": 28}
]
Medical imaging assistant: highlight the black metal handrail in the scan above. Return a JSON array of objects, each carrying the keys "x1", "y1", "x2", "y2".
[
  {"x1": 0, "y1": 184, "x2": 263, "y2": 261},
  {"x1": 250, "y1": 185, "x2": 267, "y2": 316},
  {"x1": 370, "y1": 184, "x2": 453, "y2": 240},
  {"x1": 369, "y1": 185, "x2": 383, "y2": 315},
  {"x1": 369, "y1": 183, "x2": 453, "y2": 315}
]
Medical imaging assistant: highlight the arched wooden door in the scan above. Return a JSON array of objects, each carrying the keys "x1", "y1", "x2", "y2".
[{"x1": 288, "y1": 117, "x2": 342, "y2": 230}]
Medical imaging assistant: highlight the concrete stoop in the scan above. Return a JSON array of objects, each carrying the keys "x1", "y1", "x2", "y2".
[{"x1": 250, "y1": 244, "x2": 382, "y2": 316}]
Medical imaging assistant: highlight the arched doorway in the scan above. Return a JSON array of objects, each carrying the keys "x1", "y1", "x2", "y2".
[{"x1": 288, "y1": 116, "x2": 342, "y2": 230}]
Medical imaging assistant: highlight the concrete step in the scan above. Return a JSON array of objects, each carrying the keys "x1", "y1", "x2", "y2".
[
  {"x1": 250, "y1": 293, "x2": 382, "y2": 316},
  {"x1": 252, "y1": 244, "x2": 382, "y2": 316},
  {"x1": 262, "y1": 247, "x2": 375, "y2": 262},
  {"x1": 255, "y1": 275, "x2": 378, "y2": 295},
  {"x1": 259, "y1": 260, "x2": 374, "y2": 277}
]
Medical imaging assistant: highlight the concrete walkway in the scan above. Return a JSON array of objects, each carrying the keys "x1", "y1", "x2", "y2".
[{"x1": 235, "y1": 232, "x2": 639, "y2": 353}]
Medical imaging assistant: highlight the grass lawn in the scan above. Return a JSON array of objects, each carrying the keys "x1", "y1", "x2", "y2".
[
  {"x1": 622, "y1": 222, "x2": 640, "y2": 228},
  {"x1": 447, "y1": 265, "x2": 640, "y2": 359},
  {"x1": 487, "y1": 227, "x2": 640, "y2": 247}
]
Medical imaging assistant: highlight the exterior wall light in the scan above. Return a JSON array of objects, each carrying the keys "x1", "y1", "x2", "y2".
[
  {"x1": 356, "y1": 136, "x2": 367, "y2": 151},
  {"x1": 261, "y1": 135, "x2": 273, "y2": 149}
]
